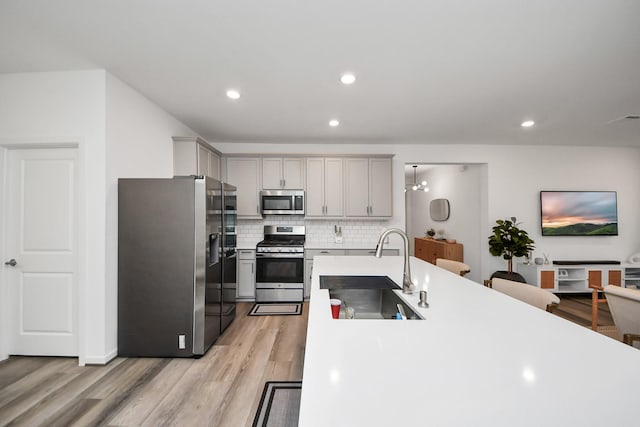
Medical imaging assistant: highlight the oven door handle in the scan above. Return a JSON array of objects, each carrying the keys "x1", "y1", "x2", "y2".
[{"x1": 256, "y1": 253, "x2": 304, "y2": 259}]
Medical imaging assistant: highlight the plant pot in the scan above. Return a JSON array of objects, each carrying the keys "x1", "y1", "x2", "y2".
[{"x1": 490, "y1": 271, "x2": 527, "y2": 283}]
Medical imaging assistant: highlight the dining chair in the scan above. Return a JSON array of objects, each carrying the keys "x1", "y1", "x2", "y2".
[
  {"x1": 435, "y1": 258, "x2": 471, "y2": 277},
  {"x1": 490, "y1": 277, "x2": 560, "y2": 312},
  {"x1": 603, "y1": 285, "x2": 640, "y2": 347}
]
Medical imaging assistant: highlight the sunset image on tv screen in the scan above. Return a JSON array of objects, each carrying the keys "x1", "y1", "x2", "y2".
[{"x1": 540, "y1": 191, "x2": 618, "y2": 236}]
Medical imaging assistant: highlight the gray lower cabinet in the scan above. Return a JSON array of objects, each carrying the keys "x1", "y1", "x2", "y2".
[
  {"x1": 303, "y1": 248, "x2": 400, "y2": 299},
  {"x1": 237, "y1": 249, "x2": 256, "y2": 299}
]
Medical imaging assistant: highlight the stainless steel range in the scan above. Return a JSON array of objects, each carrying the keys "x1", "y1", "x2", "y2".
[{"x1": 255, "y1": 225, "x2": 305, "y2": 302}]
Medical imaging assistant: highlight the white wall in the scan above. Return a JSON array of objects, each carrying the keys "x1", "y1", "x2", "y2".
[
  {"x1": 104, "y1": 73, "x2": 197, "y2": 361},
  {"x1": 483, "y1": 145, "x2": 640, "y2": 274},
  {"x1": 0, "y1": 70, "x2": 106, "y2": 364},
  {"x1": 215, "y1": 142, "x2": 640, "y2": 282},
  {"x1": 406, "y1": 164, "x2": 485, "y2": 283},
  {"x1": 0, "y1": 145, "x2": 4, "y2": 360}
]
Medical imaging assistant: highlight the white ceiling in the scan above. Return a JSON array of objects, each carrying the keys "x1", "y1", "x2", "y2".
[{"x1": 1, "y1": 0, "x2": 639, "y2": 146}]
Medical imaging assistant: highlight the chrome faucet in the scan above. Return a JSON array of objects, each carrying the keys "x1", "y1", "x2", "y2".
[{"x1": 375, "y1": 228, "x2": 415, "y2": 294}]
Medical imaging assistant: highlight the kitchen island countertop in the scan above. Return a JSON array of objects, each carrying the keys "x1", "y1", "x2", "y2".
[
  {"x1": 304, "y1": 242, "x2": 399, "y2": 250},
  {"x1": 299, "y1": 255, "x2": 640, "y2": 426}
]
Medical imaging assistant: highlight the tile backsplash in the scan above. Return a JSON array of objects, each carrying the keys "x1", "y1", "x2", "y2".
[{"x1": 236, "y1": 216, "x2": 390, "y2": 248}]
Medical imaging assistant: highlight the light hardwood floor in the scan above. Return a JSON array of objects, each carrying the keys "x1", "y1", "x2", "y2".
[
  {"x1": 0, "y1": 302, "x2": 308, "y2": 427},
  {"x1": 552, "y1": 294, "x2": 614, "y2": 327},
  {"x1": 552, "y1": 293, "x2": 620, "y2": 341}
]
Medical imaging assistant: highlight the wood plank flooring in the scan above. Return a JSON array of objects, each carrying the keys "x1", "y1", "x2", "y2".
[
  {"x1": 552, "y1": 293, "x2": 613, "y2": 326},
  {"x1": 551, "y1": 293, "x2": 621, "y2": 341},
  {"x1": 0, "y1": 294, "x2": 622, "y2": 426},
  {"x1": 0, "y1": 302, "x2": 308, "y2": 427}
]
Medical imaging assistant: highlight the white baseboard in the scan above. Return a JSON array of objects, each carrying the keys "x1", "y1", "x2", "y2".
[{"x1": 83, "y1": 348, "x2": 117, "y2": 365}]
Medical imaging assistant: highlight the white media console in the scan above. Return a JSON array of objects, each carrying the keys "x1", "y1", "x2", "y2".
[{"x1": 517, "y1": 262, "x2": 640, "y2": 293}]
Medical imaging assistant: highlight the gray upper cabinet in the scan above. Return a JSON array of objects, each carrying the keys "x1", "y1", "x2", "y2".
[
  {"x1": 345, "y1": 158, "x2": 369, "y2": 216},
  {"x1": 262, "y1": 157, "x2": 304, "y2": 189},
  {"x1": 226, "y1": 157, "x2": 262, "y2": 218},
  {"x1": 368, "y1": 158, "x2": 393, "y2": 217},
  {"x1": 305, "y1": 157, "x2": 344, "y2": 217},
  {"x1": 345, "y1": 158, "x2": 392, "y2": 217},
  {"x1": 173, "y1": 136, "x2": 221, "y2": 180}
]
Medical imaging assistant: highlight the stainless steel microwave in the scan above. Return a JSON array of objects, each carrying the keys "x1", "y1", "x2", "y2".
[{"x1": 260, "y1": 190, "x2": 304, "y2": 215}]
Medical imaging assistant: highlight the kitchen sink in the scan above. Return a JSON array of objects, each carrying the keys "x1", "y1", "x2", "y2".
[
  {"x1": 319, "y1": 275, "x2": 401, "y2": 290},
  {"x1": 328, "y1": 287, "x2": 424, "y2": 320}
]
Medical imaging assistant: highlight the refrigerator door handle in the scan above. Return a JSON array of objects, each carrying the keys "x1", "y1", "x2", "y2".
[{"x1": 209, "y1": 233, "x2": 221, "y2": 266}]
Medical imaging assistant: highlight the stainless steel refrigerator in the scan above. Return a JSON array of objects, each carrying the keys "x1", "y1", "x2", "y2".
[{"x1": 118, "y1": 176, "x2": 237, "y2": 357}]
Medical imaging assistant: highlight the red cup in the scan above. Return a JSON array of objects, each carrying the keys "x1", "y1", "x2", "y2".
[{"x1": 330, "y1": 298, "x2": 341, "y2": 319}]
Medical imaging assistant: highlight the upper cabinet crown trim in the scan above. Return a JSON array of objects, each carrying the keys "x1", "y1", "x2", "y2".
[
  {"x1": 221, "y1": 153, "x2": 394, "y2": 159},
  {"x1": 172, "y1": 136, "x2": 222, "y2": 156}
]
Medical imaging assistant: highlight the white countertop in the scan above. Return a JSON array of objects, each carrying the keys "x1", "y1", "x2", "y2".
[
  {"x1": 304, "y1": 242, "x2": 388, "y2": 250},
  {"x1": 299, "y1": 256, "x2": 640, "y2": 427},
  {"x1": 236, "y1": 242, "x2": 401, "y2": 250}
]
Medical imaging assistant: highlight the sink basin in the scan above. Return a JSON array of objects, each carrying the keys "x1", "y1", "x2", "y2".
[
  {"x1": 328, "y1": 287, "x2": 423, "y2": 320},
  {"x1": 319, "y1": 275, "x2": 401, "y2": 290}
]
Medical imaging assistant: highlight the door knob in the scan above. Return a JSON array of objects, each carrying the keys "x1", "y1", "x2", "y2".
[{"x1": 4, "y1": 259, "x2": 17, "y2": 266}]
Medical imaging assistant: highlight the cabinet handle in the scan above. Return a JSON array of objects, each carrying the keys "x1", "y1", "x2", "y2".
[
  {"x1": 251, "y1": 264, "x2": 254, "y2": 273},
  {"x1": 321, "y1": 251, "x2": 329, "y2": 254},
  {"x1": 257, "y1": 205, "x2": 260, "y2": 214}
]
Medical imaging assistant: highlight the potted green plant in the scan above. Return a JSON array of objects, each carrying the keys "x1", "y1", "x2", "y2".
[{"x1": 488, "y1": 217, "x2": 535, "y2": 282}]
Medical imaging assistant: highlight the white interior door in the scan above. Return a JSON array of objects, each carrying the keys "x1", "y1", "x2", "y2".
[{"x1": 5, "y1": 148, "x2": 78, "y2": 356}]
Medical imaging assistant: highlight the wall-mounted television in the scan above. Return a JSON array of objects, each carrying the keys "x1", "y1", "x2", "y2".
[{"x1": 540, "y1": 191, "x2": 618, "y2": 236}]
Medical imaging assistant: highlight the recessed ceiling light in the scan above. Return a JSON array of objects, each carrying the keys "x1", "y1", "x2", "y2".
[
  {"x1": 226, "y1": 89, "x2": 240, "y2": 100},
  {"x1": 521, "y1": 120, "x2": 535, "y2": 128},
  {"x1": 340, "y1": 73, "x2": 356, "y2": 85},
  {"x1": 329, "y1": 119, "x2": 340, "y2": 127}
]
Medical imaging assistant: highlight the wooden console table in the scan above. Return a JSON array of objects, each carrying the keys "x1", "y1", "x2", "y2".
[{"x1": 414, "y1": 237, "x2": 463, "y2": 265}]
